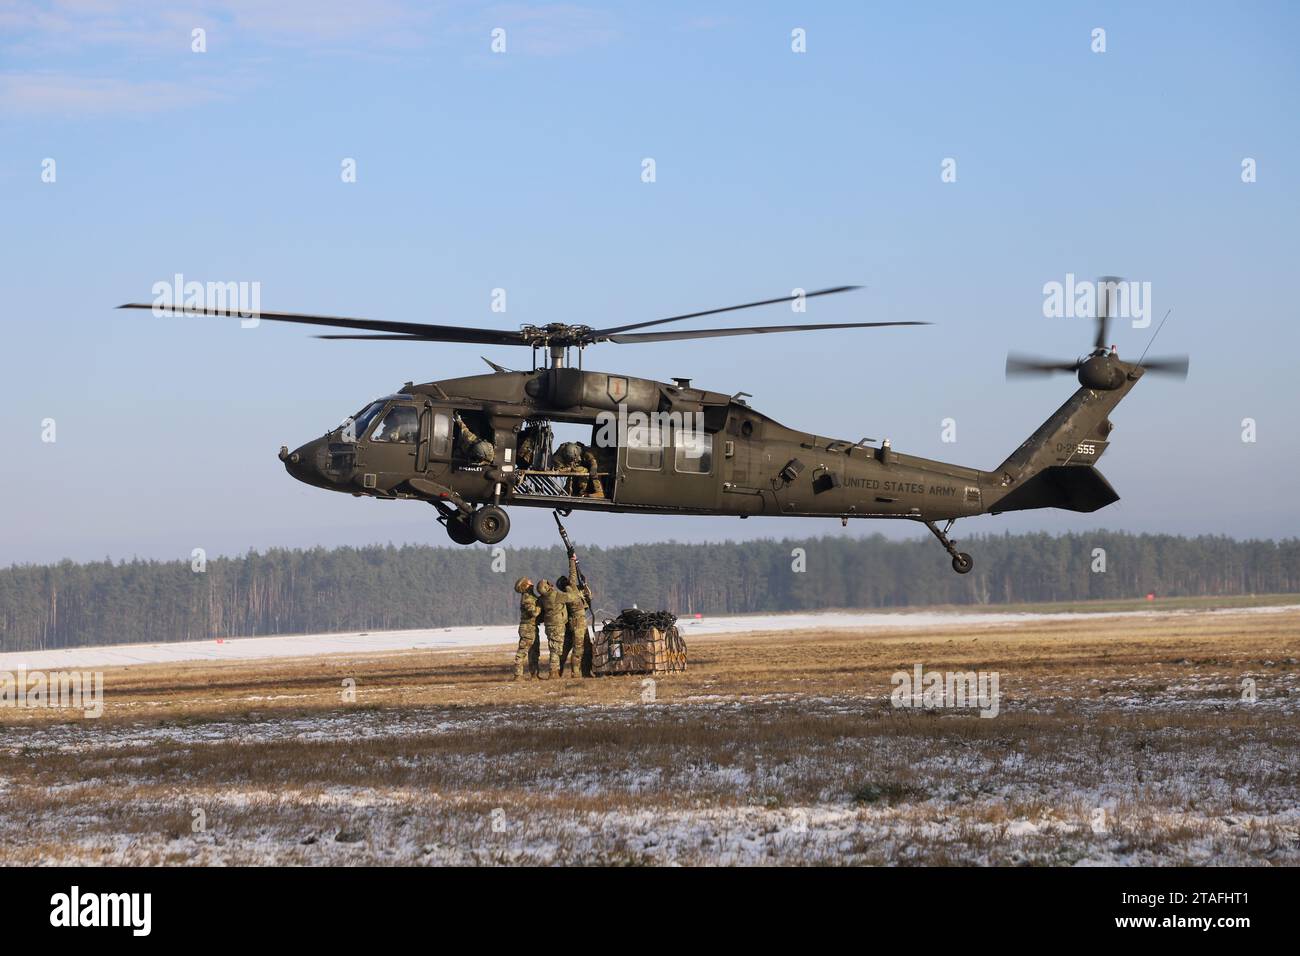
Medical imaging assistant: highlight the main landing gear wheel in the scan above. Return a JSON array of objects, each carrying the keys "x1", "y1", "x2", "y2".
[
  {"x1": 471, "y1": 504, "x2": 510, "y2": 545},
  {"x1": 924, "y1": 519, "x2": 974, "y2": 575},
  {"x1": 445, "y1": 513, "x2": 476, "y2": 545}
]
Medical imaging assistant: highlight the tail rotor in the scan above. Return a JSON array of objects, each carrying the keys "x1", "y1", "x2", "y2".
[{"x1": 1005, "y1": 275, "x2": 1188, "y2": 383}]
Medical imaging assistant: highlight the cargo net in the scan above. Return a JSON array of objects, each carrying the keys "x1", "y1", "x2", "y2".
[
  {"x1": 603, "y1": 609, "x2": 678, "y2": 631},
  {"x1": 593, "y1": 609, "x2": 687, "y2": 676}
]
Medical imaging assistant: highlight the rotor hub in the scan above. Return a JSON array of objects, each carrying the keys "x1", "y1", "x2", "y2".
[{"x1": 519, "y1": 323, "x2": 597, "y2": 348}]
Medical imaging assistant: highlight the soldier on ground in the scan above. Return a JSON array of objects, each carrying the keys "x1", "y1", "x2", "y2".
[
  {"x1": 535, "y1": 579, "x2": 568, "y2": 679},
  {"x1": 512, "y1": 576, "x2": 542, "y2": 681},
  {"x1": 556, "y1": 549, "x2": 592, "y2": 678}
]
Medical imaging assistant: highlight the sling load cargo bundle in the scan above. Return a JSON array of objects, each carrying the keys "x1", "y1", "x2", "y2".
[{"x1": 592, "y1": 608, "x2": 687, "y2": 676}]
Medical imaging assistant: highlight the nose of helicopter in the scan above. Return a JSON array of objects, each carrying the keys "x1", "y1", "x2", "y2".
[{"x1": 278, "y1": 438, "x2": 334, "y2": 489}]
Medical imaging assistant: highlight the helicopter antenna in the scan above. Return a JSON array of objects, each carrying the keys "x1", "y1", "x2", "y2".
[{"x1": 1136, "y1": 308, "x2": 1173, "y2": 367}]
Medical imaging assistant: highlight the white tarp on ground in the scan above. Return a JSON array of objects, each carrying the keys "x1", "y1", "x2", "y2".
[{"x1": 0, "y1": 605, "x2": 1291, "y2": 671}]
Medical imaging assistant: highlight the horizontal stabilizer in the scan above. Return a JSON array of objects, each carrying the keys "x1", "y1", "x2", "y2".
[{"x1": 990, "y1": 465, "x2": 1119, "y2": 514}]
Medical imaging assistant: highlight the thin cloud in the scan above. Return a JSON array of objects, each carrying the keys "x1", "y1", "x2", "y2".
[
  {"x1": 0, "y1": 0, "x2": 439, "y2": 55},
  {"x1": 484, "y1": 3, "x2": 618, "y2": 56},
  {"x1": 0, "y1": 1, "x2": 216, "y2": 56},
  {"x1": 0, "y1": 72, "x2": 226, "y2": 116},
  {"x1": 678, "y1": 16, "x2": 733, "y2": 33},
  {"x1": 221, "y1": 0, "x2": 436, "y2": 47},
  {"x1": 0, "y1": 1, "x2": 615, "y2": 118}
]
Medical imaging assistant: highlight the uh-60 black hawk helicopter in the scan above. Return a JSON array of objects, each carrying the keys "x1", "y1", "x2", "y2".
[{"x1": 121, "y1": 283, "x2": 1186, "y2": 573}]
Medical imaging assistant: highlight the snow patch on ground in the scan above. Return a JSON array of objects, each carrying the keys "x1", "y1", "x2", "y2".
[
  {"x1": 4, "y1": 604, "x2": 1294, "y2": 670},
  {"x1": 6, "y1": 687, "x2": 1298, "y2": 865}
]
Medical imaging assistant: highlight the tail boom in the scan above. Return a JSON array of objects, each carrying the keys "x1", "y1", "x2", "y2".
[{"x1": 983, "y1": 361, "x2": 1144, "y2": 515}]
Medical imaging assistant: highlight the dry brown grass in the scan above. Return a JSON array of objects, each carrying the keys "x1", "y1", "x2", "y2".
[{"x1": 2, "y1": 608, "x2": 1297, "y2": 865}]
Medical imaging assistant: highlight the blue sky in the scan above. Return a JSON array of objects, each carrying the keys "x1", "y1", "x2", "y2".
[{"x1": 3, "y1": 1, "x2": 1298, "y2": 565}]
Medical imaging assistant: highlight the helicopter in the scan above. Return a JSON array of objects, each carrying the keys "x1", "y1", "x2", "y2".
[{"x1": 119, "y1": 282, "x2": 1186, "y2": 573}]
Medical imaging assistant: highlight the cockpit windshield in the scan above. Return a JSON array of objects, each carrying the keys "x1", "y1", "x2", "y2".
[{"x1": 340, "y1": 400, "x2": 386, "y2": 443}]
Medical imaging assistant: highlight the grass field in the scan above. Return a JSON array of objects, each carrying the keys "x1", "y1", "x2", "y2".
[
  {"x1": 2, "y1": 606, "x2": 1297, "y2": 865},
  {"x1": 902, "y1": 592, "x2": 1300, "y2": 615}
]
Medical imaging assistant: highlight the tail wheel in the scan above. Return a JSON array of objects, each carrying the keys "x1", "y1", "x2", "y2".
[
  {"x1": 445, "y1": 514, "x2": 476, "y2": 545},
  {"x1": 952, "y1": 552, "x2": 974, "y2": 574},
  {"x1": 471, "y1": 505, "x2": 511, "y2": 545}
]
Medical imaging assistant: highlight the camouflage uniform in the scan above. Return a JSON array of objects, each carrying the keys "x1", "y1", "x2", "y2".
[
  {"x1": 554, "y1": 442, "x2": 604, "y2": 498},
  {"x1": 536, "y1": 580, "x2": 568, "y2": 678},
  {"x1": 577, "y1": 448, "x2": 604, "y2": 498},
  {"x1": 512, "y1": 578, "x2": 542, "y2": 680},
  {"x1": 517, "y1": 425, "x2": 543, "y2": 470},
  {"x1": 557, "y1": 552, "x2": 591, "y2": 677},
  {"x1": 454, "y1": 413, "x2": 495, "y2": 464}
]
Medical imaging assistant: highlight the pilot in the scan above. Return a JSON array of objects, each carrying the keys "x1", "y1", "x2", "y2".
[
  {"x1": 393, "y1": 415, "x2": 419, "y2": 443},
  {"x1": 453, "y1": 411, "x2": 494, "y2": 464}
]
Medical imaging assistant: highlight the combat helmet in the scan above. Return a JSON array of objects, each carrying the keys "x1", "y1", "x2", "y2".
[{"x1": 554, "y1": 441, "x2": 582, "y2": 465}]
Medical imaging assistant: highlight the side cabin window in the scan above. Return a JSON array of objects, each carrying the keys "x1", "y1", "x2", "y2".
[
  {"x1": 626, "y1": 423, "x2": 665, "y2": 471},
  {"x1": 430, "y1": 412, "x2": 452, "y2": 457},
  {"x1": 674, "y1": 427, "x2": 713, "y2": 475}
]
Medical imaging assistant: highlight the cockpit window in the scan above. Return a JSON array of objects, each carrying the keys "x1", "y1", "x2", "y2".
[
  {"x1": 372, "y1": 405, "x2": 419, "y2": 443},
  {"x1": 340, "y1": 400, "x2": 385, "y2": 443}
]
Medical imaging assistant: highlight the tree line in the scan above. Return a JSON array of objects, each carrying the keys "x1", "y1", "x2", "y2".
[{"x1": 2, "y1": 531, "x2": 1298, "y2": 652}]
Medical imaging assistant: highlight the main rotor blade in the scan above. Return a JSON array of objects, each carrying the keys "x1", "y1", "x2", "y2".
[
  {"x1": 117, "y1": 302, "x2": 525, "y2": 346},
  {"x1": 1006, "y1": 353, "x2": 1081, "y2": 377},
  {"x1": 314, "y1": 334, "x2": 440, "y2": 341},
  {"x1": 594, "y1": 286, "x2": 861, "y2": 336},
  {"x1": 1094, "y1": 312, "x2": 1113, "y2": 352},
  {"x1": 604, "y1": 320, "x2": 926, "y2": 344},
  {"x1": 1140, "y1": 355, "x2": 1190, "y2": 378},
  {"x1": 1094, "y1": 275, "x2": 1124, "y2": 350}
]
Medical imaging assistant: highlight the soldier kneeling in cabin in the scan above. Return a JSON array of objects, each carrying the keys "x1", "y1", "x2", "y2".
[{"x1": 553, "y1": 441, "x2": 604, "y2": 498}]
